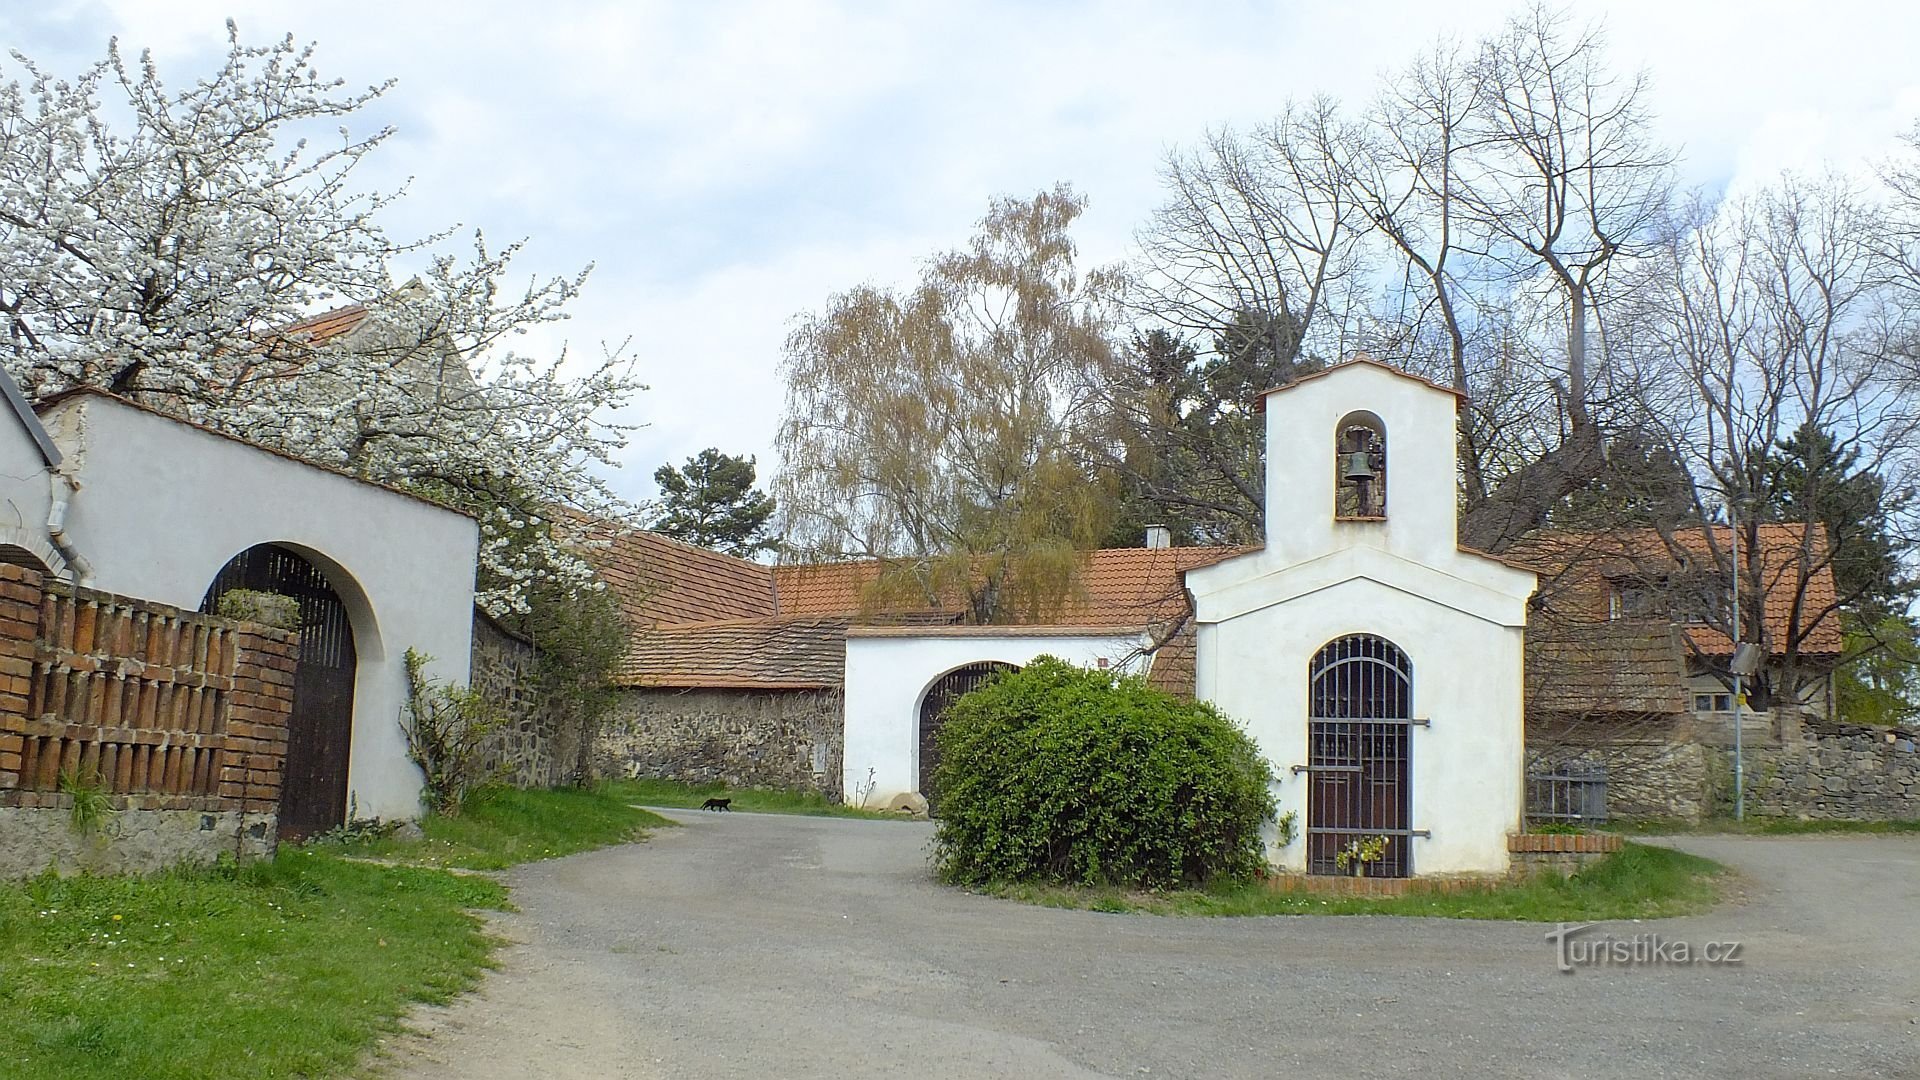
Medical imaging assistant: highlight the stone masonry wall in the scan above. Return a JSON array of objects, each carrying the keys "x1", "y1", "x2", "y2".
[
  {"x1": 0, "y1": 563, "x2": 296, "y2": 877},
  {"x1": 597, "y1": 687, "x2": 844, "y2": 797},
  {"x1": 469, "y1": 612, "x2": 579, "y2": 788},
  {"x1": 1740, "y1": 719, "x2": 1919, "y2": 820},
  {"x1": 1532, "y1": 716, "x2": 1920, "y2": 823}
]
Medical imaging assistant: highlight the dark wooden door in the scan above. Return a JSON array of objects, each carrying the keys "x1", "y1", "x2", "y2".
[
  {"x1": 917, "y1": 662, "x2": 1016, "y2": 811},
  {"x1": 1306, "y1": 635, "x2": 1412, "y2": 877},
  {"x1": 203, "y1": 546, "x2": 357, "y2": 840}
]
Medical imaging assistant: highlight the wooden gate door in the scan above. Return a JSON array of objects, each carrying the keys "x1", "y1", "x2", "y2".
[
  {"x1": 1306, "y1": 635, "x2": 1413, "y2": 877},
  {"x1": 203, "y1": 546, "x2": 357, "y2": 840},
  {"x1": 918, "y1": 662, "x2": 1016, "y2": 811}
]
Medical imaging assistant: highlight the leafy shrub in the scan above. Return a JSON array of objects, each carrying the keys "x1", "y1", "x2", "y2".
[
  {"x1": 400, "y1": 649, "x2": 508, "y2": 815},
  {"x1": 931, "y1": 657, "x2": 1275, "y2": 889}
]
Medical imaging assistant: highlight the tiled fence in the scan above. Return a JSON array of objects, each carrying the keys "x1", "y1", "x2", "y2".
[{"x1": 0, "y1": 563, "x2": 297, "y2": 875}]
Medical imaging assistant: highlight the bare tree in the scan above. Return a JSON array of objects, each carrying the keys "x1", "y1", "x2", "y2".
[
  {"x1": 1631, "y1": 175, "x2": 1919, "y2": 712},
  {"x1": 1106, "y1": 6, "x2": 1677, "y2": 553}
]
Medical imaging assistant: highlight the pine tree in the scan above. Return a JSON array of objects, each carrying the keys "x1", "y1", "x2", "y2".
[{"x1": 653, "y1": 450, "x2": 777, "y2": 558}]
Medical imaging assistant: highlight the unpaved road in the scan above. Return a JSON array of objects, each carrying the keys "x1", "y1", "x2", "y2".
[{"x1": 382, "y1": 813, "x2": 1920, "y2": 1079}]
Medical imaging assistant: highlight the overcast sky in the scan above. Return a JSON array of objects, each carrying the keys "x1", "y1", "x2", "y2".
[{"x1": 7, "y1": 1, "x2": 1919, "y2": 508}]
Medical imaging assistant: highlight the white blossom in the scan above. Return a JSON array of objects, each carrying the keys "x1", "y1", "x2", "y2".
[{"x1": 0, "y1": 24, "x2": 642, "y2": 614}]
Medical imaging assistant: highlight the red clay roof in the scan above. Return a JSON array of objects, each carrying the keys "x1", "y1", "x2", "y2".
[
  {"x1": 770, "y1": 546, "x2": 1242, "y2": 626},
  {"x1": 610, "y1": 543, "x2": 1238, "y2": 692},
  {"x1": 587, "y1": 528, "x2": 777, "y2": 629},
  {"x1": 1525, "y1": 618, "x2": 1692, "y2": 717},
  {"x1": 273, "y1": 304, "x2": 370, "y2": 348},
  {"x1": 1508, "y1": 524, "x2": 1844, "y2": 658},
  {"x1": 616, "y1": 615, "x2": 846, "y2": 689}
]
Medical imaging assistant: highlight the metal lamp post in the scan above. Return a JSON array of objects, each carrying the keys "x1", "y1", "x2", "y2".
[{"x1": 1725, "y1": 509, "x2": 1765, "y2": 822}]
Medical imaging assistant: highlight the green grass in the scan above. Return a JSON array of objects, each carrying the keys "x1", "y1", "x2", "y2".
[
  {"x1": 985, "y1": 843, "x2": 1726, "y2": 921},
  {"x1": 1608, "y1": 816, "x2": 1920, "y2": 836},
  {"x1": 0, "y1": 786, "x2": 667, "y2": 1079},
  {"x1": 0, "y1": 853, "x2": 506, "y2": 1080},
  {"x1": 319, "y1": 784, "x2": 672, "y2": 870},
  {"x1": 602, "y1": 777, "x2": 906, "y2": 819}
]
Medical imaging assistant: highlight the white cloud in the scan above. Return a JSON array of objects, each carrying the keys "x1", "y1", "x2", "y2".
[{"x1": 6, "y1": 0, "x2": 1918, "y2": 510}]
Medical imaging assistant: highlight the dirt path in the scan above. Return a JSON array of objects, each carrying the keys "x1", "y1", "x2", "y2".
[{"x1": 377, "y1": 812, "x2": 1920, "y2": 1079}]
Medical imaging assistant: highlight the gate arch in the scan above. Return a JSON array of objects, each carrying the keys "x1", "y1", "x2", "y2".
[
  {"x1": 1306, "y1": 634, "x2": 1413, "y2": 877},
  {"x1": 917, "y1": 661, "x2": 1018, "y2": 809},
  {"x1": 202, "y1": 544, "x2": 359, "y2": 840}
]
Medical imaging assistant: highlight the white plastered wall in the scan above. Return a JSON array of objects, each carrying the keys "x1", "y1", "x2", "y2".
[
  {"x1": 841, "y1": 630, "x2": 1150, "y2": 807},
  {"x1": 1194, "y1": 582, "x2": 1528, "y2": 874},
  {"x1": 1187, "y1": 362, "x2": 1536, "y2": 876},
  {"x1": 37, "y1": 395, "x2": 479, "y2": 821}
]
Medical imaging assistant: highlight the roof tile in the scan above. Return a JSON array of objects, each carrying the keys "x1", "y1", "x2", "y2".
[
  {"x1": 616, "y1": 616, "x2": 847, "y2": 689},
  {"x1": 1507, "y1": 524, "x2": 1844, "y2": 658}
]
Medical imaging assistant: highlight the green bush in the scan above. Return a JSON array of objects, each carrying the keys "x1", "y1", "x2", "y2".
[{"x1": 931, "y1": 657, "x2": 1276, "y2": 889}]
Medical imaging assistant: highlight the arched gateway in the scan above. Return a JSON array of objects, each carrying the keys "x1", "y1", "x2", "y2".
[
  {"x1": 202, "y1": 545, "x2": 358, "y2": 839},
  {"x1": 917, "y1": 661, "x2": 1018, "y2": 810}
]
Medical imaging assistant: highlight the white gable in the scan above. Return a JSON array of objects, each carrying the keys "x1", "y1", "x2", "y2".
[
  {"x1": 1187, "y1": 359, "x2": 1535, "y2": 625},
  {"x1": 1185, "y1": 358, "x2": 1537, "y2": 877}
]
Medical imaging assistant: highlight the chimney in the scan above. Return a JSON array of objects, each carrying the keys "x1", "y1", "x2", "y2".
[{"x1": 1144, "y1": 525, "x2": 1171, "y2": 549}]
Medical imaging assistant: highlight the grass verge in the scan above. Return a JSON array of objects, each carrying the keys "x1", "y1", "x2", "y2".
[
  {"x1": 0, "y1": 786, "x2": 664, "y2": 1080},
  {"x1": 319, "y1": 784, "x2": 672, "y2": 870},
  {"x1": 1608, "y1": 816, "x2": 1920, "y2": 836},
  {"x1": 603, "y1": 777, "x2": 905, "y2": 819},
  {"x1": 985, "y1": 843, "x2": 1725, "y2": 921}
]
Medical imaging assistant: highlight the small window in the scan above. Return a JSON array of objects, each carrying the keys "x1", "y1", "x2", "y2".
[
  {"x1": 1334, "y1": 411, "x2": 1386, "y2": 519},
  {"x1": 1692, "y1": 693, "x2": 1733, "y2": 713}
]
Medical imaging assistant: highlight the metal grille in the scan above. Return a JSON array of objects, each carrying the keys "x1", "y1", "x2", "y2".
[
  {"x1": 918, "y1": 662, "x2": 1016, "y2": 811},
  {"x1": 1526, "y1": 768, "x2": 1609, "y2": 825},
  {"x1": 1306, "y1": 635, "x2": 1414, "y2": 877},
  {"x1": 201, "y1": 545, "x2": 357, "y2": 839}
]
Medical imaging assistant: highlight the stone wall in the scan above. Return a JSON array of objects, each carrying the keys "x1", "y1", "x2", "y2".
[
  {"x1": 1531, "y1": 741, "x2": 1717, "y2": 822},
  {"x1": 597, "y1": 686, "x2": 844, "y2": 797},
  {"x1": 0, "y1": 564, "x2": 297, "y2": 876},
  {"x1": 1740, "y1": 719, "x2": 1919, "y2": 820},
  {"x1": 1531, "y1": 716, "x2": 1920, "y2": 823},
  {"x1": 469, "y1": 612, "x2": 580, "y2": 789}
]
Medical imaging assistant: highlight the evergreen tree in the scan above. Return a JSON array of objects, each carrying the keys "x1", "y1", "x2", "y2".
[
  {"x1": 1762, "y1": 423, "x2": 1915, "y2": 620},
  {"x1": 653, "y1": 449, "x2": 778, "y2": 559}
]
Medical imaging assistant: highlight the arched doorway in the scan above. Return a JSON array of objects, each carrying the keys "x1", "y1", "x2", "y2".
[
  {"x1": 202, "y1": 545, "x2": 358, "y2": 840},
  {"x1": 0, "y1": 543, "x2": 50, "y2": 571},
  {"x1": 1306, "y1": 634, "x2": 1412, "y2": 877},
  {"x1": 917, "y1": 661, "x2": 1017, "y2": 810}
]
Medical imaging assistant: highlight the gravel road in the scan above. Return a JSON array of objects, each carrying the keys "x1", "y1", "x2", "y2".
[{"x1": 382, "y1": 812, "x2": 1919, "y2": 1079}]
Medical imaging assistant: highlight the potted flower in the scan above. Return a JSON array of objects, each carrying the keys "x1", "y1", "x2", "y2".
[{"x1": 1333, "y1": 834, "x2": 1390, "y2": 877}]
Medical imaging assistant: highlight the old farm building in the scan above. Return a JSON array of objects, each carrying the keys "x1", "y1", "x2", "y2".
[
  {"x1": 605, "y1": 358, "x2": 1558, "y2": 877},
  {"x1": 0, "y1": 372, "x2": 478, "y2": 865}
]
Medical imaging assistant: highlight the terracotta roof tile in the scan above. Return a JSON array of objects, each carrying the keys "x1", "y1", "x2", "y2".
[
  {"x1": 587, "y1": 528, "x2": 777, "y2": 628},
  {"x1": 1144, "y1": 622, "x2": 1198, "y2": 700},
  {"x1": 770, "y1": 547, "x2": 1243, "y2": 627},
  {"x1": 615, "y1": 615, "x2": 847, "y2": 689},
  {"x1": 1506, "y1": 524, "x2": 1843, "y2": 658},
  {"x1": 1525, "y1": 619, "x2": 1691, "y2": 716},
  {"x1": 274, "y1": 304, "x2": 369, "y2": 348}
]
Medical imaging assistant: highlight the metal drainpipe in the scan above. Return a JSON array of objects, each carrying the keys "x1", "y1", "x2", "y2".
[{"x1": 46, "y1": 472, "x2": 94, "y2": 585}]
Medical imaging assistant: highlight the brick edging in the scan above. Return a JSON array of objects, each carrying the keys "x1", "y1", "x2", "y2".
[{"x1": 1508, "y1": 832, "x2": 1623, "y2": 853}]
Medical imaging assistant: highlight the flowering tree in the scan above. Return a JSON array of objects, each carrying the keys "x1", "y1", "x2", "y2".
[{"x1": 0, "y1": 23, "x2": 640, "y2": 614}]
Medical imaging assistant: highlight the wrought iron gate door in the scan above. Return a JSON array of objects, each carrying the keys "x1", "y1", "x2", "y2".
[
  {"x1": 918, "y1": 662, "x2": 1016, "y2": 811},
  {"x1": 203, "y1": 546, "x2": 357, "y2": 840},
  {"x1": 1306, "y1": 635, "x2": 1413, "y2": 877}
]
